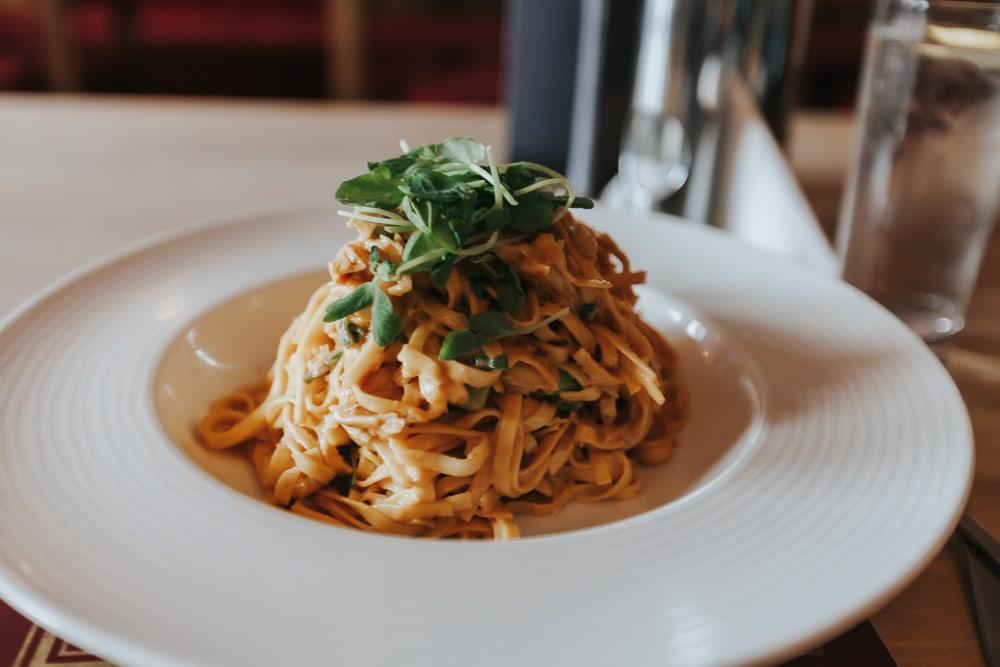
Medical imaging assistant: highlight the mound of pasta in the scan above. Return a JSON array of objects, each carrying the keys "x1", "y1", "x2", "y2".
[{"x1": 199, "y1": 138, "x2": 686, "y2": 539}]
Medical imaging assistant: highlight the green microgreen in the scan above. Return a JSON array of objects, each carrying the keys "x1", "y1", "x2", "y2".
[
  {"x1": 454, "y1": 385, "x2": 490, "y2": 411},
  {"x1": 337, "y1": 320, "x2": 364, "y2": 347},
  {"x1": 327, "y1": 137, "x2": 593, "y2": 348},
  {"x1": 497, "y1": 264, "x2": 524, "y2": 313},
  {"x1": 558, "y1": 369, "x2": 583, "y2": 392},
  {"x1": 329, "y1": 442, "x2": 360, "y2": 495},
  {"x1": 370, "y1": 286, "x2": 402, "y2": 346},
  {"x1": 472, "y1": 354, "x2": 509, "y2": 371},
  {"x1": 303, "y1": 351, "x2": 344, "y2": 384},
  {"x1": 438, "y1": 308, "x2": 570, "y2": 361}
]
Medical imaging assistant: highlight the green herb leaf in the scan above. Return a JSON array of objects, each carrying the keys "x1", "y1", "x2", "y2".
[
  {"x1": 497, "y1": 265, "x2": 525, "y2": 313},
  {"x1": 429, "y1": 254, "x2": 455, "y2": 288},
  {"x1": 400, "y1": 232, "x2": 440, "y2": 273},
  {"x1": 469, "y1": 311, "x2": 516, "y2": 338},
  {"x1": 531, "y1": 390, "x2": 559, "y2": 403},
  {"x1": 337, "y1": 442, "x2": 360, "y2": 468},
  {"x1": 403, "y1": 167, "x2": 473, "y2": 202},
  {"x1": 329, "y1": 473, "x2": 354, "y2": 495},
  {"x1": 500, "y1": 164, "x2": 535, "y2": 190},
  {"x1": 338, "y1": 320, "x2": 364, "y2": 347},
  {"x1": 303, "y1": 351, "x2": 344, "y2": 384},
  {"x1": 323, "y1": 283, "x2": 375, "y2": 322},
  {"x1": 369, "y1": 246, "x2": 397, "y2": 280},
  {"x1": 483, "y1": 208, "x2": 511, "y2": 231},
  {"x1": 554, "y1": 195, "x2": 595, "y2": 209},
  {"x1": 437, "y1": 137, "x2": 486, "y2": 164},
  {"x1": 428, "y1": 212, "x2": 461, "y2": 252},
  {"x1": 509, "y1": 192, "x2": 556, "y2": 234},
  {"x1": 558, "y1": 369, "x2": 583, "y2": 392},
  {"x1": 473, "y1": 353, "x2": 509, "y2": 371},
  {"x1": 578, "y1": 303, "x2": 598, "y2": 321},
  {"x1": 454, "y1": 385, "x2": 490, "y2": 411},
  {"x1": 371, "y1": 286, "x2": 401, "y2": 346},
  {"x1": 335, "y1": 167, "x2": 403, "y2": 208},
  {"x1": 439, "y1": 330, "x2": 487, "y2": 360},
  {"x1": 367, "y1": 155, "x2": 416, "y2": 176}
]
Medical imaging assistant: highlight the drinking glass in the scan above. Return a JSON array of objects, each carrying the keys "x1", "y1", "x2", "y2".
[{"x1": 837, "y1": 0, "x2": 1000, "y2": 344}]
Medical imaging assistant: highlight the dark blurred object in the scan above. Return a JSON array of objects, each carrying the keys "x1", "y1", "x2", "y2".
[
  {"x1": 66, "y1": 0, "x2": 326, "y2": 97},
  {"x1": 735, "y1": 0, "x2": 815, "y2": 144},
  {"x1": 564, "y1": 0, "x2": 644, "y2": 197},
  {"x1": 1, "y1": 0, "x2": 501, "y2": 102},
  {"x1": 366, "y1": 0, "x2": 501, "y2": 103},
  {"x1": 505, "y1": 0, "x2": 643, "y2": 177},
  {"x1": 800, "y1": 0, "x2": 872, "y2": 108},
  {"x1": 958, "y1": 514, "x2": 1000, "y2": 667},
  {"x1": 504, "y1": 0, "x2": 582, "y2": 173},
  {"x1": 0, "y1": 2, "x2": 46, "y2": 91}
]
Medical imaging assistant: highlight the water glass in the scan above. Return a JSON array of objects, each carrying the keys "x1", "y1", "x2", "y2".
[{"x1": 837, "y1": 0, "x2": 1000, "y2": 344}]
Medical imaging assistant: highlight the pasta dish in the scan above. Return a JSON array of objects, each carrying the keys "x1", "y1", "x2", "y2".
[{"x1": 198, "y1": 138, "x2": 686, "y2": 539}]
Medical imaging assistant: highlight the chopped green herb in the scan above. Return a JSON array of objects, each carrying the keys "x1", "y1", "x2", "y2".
[
  {"x1": 329, "y1": 473, "x2": 354, "y2": 496},
  {"x1": 454, "y1": 385, "x2": 490, "y2": 411},
  {"x1": 303, "y1": 351, "x2": 344, "y2": 384},
  {"x1": 323, "y1": 282, "x2": 375, "y2": 322},
  {"x1": 439, "y1": 330, "x2": 488, "y2": 361},
  {"x1": 497, "y1": 264, "x2": 524, "y2": 313},
  {"x1": 369, "y1": 246, "x2": 397, "y2": 280},
  {"x1": 329, "y1": 442, "x2": 359, "y2": 495},
  {"x1": 371, "y1": 286, "x2": 402, "y2": 346},
  {"x1": 439, "y1": 308, "x2": 571, "y2": 360},
  {"x1": 338, "y1": 320, "x2": 364, "y2": 347},
  {"x1": 531, "y1": 390, "x2": 559, "y2": 403},
  {"x1": 337, "y1": 442, "x2": 360, "y2": 468},
  {"x1": 472, "y1": 353, "x2": 509, "y2": 371},
  {"x1": 558, "y1": 369, "x2": 583, "y2": 392},
  {"x1": 469, "y1": 311, "x2": 517, "y2": 338}
]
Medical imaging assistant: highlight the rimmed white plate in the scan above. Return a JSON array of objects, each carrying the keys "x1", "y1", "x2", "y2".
[{"x1": 0, "y1": 201, "x2": 972, "y2": 666}]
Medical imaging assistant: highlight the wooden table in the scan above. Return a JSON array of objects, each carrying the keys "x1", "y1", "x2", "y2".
[{"x1": 0, "y1": 95, "x2": 996, "y2": 665}]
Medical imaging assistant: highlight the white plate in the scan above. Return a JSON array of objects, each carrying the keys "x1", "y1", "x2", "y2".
[{"x1": 0, "y1": 202, "x2": 973, "y2": 666}]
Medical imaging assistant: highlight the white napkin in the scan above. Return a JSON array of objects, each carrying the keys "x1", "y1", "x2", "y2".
[{"x1": 713, "y1": 75, "x2": 839, "y2": 275}]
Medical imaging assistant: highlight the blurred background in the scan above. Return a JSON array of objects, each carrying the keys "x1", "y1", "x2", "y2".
[{"x1": 0, "y1": 0, "x2": 864, "y2": 107}]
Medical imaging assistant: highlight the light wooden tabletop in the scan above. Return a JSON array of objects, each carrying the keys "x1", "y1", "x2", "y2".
[{"x1": 1, "y1": 95, "x2": 997, "y2": 666}]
